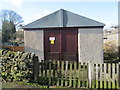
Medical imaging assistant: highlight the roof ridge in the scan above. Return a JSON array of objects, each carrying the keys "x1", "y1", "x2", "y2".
[{"x1": 60, "y1": 9, "x2": 63, "y2": 27}]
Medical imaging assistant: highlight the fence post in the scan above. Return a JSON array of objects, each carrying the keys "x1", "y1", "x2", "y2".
[
  {"x1": 49, "y1": 60, "x2": 52, "y2": 86},
  {"x1": 118, "y1": 62, "x2": 120, "y2": 88},
  {"x1": 88, "y1": 61, "x2": 92, "y2": 88},
  {"x1": 33, "y1": 56, "x2": 39, "y2": 83}
]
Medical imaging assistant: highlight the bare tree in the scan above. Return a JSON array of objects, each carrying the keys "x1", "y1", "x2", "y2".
[
  {"x1": 0, "y1": 9, "x2": 23, "y2": 26},
  {"x1": 0, "y1": 9, "x2": 23, "y2": 42}
]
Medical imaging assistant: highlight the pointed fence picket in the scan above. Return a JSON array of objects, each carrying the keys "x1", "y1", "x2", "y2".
[
  {"x1": 91, "y1": 63, "x2": 120, "y2": 89},
  {"x1": 33, "y1": 59, "x2": 120, "y2": 89}
]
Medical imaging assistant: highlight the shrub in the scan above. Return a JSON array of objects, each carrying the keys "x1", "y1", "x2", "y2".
[
  {"x1": 0, "y1": 49, "x2": 35, "y2": 82},
  {"x1": 103, "y1": 42, "x2": 118, "y2": 60}
]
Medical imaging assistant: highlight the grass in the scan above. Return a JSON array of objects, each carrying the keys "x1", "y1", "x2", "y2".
[
  {"x1": 91, "y1": 80, "x2": 120, "y2": 89},
  {"x1": 3, "y1": 81, "x2": 119, "y2": 89},
  {"x1": 2, "y1": 82, "x2": 48, "y2": 88},
  {"x1": 2, "y1": 82, "x2": 69, "y2": 89}
]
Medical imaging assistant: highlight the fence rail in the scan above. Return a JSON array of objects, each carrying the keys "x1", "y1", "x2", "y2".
[
  {"x1": 33, "y1": 59, "x2": 120, "y2": 89},
  {"x1": 2, "y1": 46, "x2": 24, "y2": 52}
]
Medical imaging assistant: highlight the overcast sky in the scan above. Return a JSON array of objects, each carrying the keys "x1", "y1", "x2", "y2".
[{"x1": 0, "y1": 0, "x2": 119, "y2": 29}]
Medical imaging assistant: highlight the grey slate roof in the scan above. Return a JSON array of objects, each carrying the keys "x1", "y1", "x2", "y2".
[{"x1": 23, "y1": 9, "x2": 105, "y2": 29}]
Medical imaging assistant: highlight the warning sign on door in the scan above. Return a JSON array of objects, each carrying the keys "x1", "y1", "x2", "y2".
[
  {"x1": 49, "y1": 37, "x2": 55, "y2": 40},
  {"x1": 49, "y1": 37, "x2": 55, "y2": 44},
  {"x1": 51, "y1": 40, "x2": 54, "y2": 44}
]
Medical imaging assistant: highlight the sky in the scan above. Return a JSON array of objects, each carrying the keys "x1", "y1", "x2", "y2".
[{"x1": 0, "y1": 0, "x2": 119, "y2": 29}]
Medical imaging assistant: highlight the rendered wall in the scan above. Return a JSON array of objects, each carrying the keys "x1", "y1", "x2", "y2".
[
  {"x1": 78, "y1": 28, "x2": 103, "y2": 64},
  {"x1": 24, "y1": 30, "x2": 44, "y2": 61}
]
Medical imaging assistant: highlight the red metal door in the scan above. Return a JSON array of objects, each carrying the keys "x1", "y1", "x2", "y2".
[
  {"x1": 44, "y1": 29, "x2": 78, "y2": 61},
  {"x1": 62, "y1": 29, "x2": 78, "y2": 61},
  {"x1": 44, "y1": 30, "x2": 61, "y2": 60}
]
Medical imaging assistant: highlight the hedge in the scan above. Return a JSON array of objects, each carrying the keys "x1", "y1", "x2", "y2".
[{"x1": 0, "y1": 49, "x2": 35, "y2": 82}]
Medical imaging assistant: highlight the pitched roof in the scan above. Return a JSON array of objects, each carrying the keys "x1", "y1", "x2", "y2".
[{"x1": 23, "y1": 9, "x2": 105, "y2": 29}]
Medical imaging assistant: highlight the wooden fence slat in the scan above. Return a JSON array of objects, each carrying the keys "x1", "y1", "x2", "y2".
[
  {"x1": 53, "y1": 60, "x2": 56, "y2": 85},
  {"x1": 42, "y1": 60, "x2": 45, "y2": 84},
  {"x1": 103, "y1": 63, "x2": 107, "y2": 89},
  {"x1": 98, "y1": 64, "x2": 100, "y2": 88},
  {"x1": 95, "y1": 64, "x2": 98, "y2": 88},
  {"x1": 92, "y1": 63, "x2": 96, "y2": 88},
  {"x1": 83, "y1": 63, "x2": 86, "y2": 88},
  {"x1": 116, "y1": 63, "x2": 119, "y2": 89},
  {"x1": 108, "y1": 63, "x2": 111, "y2": 89},
  {"x1": 33, "y1": 56, "x2": 39, "y2": 83},
  {"x1": 118, "y1": 62, "x2": 120, "y2": 88},
  {"x1": 73, "y1": 61, "x2": 77, "y2": 88},
  {"x1": 41, "y1": 60, "x2": 44, "y2": 80},
  {"x1": 69, "y1": 61, "x2": 72, "y2": 87},
  {"x1": 61, "y1": 61, "x2": 64, "y2": 86},
  {"x1": 44, "y1": 60, "x2": 47, "y2": 84},
  {"x1": 86, "y1": 63, "x2": 89, "y2": 88},
  {"x1": 46, "y1": 60, "x2": 49, "y2": 84},
  {"x1": 81, "y1": 62, "x2": 83, "y2": 87},
  {"x1": 86, "y1": 63, "x2": 88, "y2": 87},
  {"x1": 78, "y1": 62, "x2": 81, "y2": 88},
  {"x1": 112, "y1": 63, "x2": 115, "y2": 89},
  {"x1": 65, "y1": 61, "x2": 68, "y2": 87},
  {"x1": 48, "y1": 60, "x2": 52, "y2": 86},
  {"x1": 57, "y1": 60, "x2": 60, "y2": 86},
  {"x1": 44, "y1": 60, "x2": 47, "y2": 77},
  {"x1": 115, "y1": 63, "x2": 117, "y2": 89},
  {"x1": 100, "y1": 64, "x2": 103, "y2": 88},
  {"x1": 82, "y1": 62, "x2": 85, "y2": 88}
]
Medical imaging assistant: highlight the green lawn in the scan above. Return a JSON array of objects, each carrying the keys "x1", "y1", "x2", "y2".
[
  {"x1": 2, "y1": 82, "x2": 48, "y2": 88},
  {"x1": 1, "y1": 82, "x2": 99, "y2": 90},
  {"x1": 2, "y1": 82, "x2": 70, "y2": 89}
]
